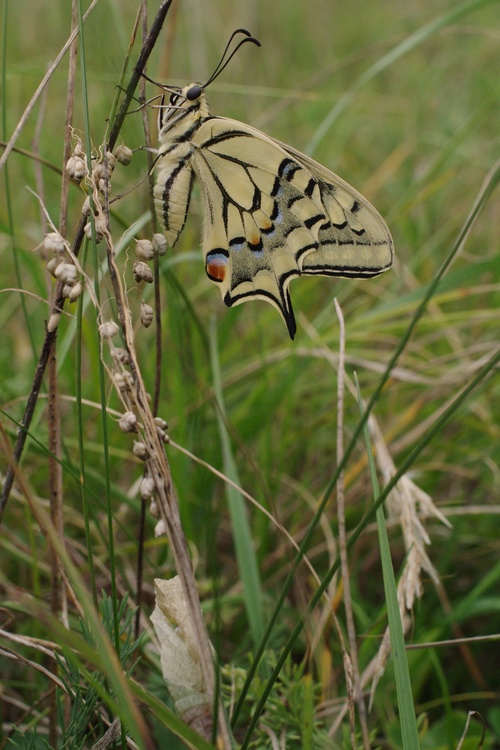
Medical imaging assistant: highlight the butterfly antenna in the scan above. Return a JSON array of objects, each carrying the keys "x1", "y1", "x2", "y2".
[
  {"x1": 140, "y1": 71, "x2": 179, "y2": 96},
  {"x1": 202, "y1": 28, "x2": 260, "y2": 89}
]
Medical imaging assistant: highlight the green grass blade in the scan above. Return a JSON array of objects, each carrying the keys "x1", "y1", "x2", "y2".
[
  {"x1": 355, "y1": 373, "x2": 420, "y2": 750},
  {"x1": 209, "y1": 318, "x2": 265, "y2": 646}
]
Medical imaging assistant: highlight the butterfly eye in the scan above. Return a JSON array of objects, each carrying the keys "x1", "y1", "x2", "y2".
[
  {"x1": 169, "y1": 92, "x2": 179, "y2": 105},
  {"x1": 186, "y1": 85, "x2": 202, "y2": 101}
]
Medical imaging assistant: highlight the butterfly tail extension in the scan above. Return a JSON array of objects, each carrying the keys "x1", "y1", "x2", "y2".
[{"x1": 222, "y1": 265, "x2": 298, "y2": 340}]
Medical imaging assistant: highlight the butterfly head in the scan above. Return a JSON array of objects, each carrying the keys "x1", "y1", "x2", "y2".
[{"x1": 157, "y1": 83, "x2": 210, "y2": 139}]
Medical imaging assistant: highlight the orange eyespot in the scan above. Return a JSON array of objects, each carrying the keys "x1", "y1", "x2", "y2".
[
  {"x1": 205, "y1": 249, "x2": 229, "y2": 282},
  {"x1": 207, "y1": 261, "x2": 227, "y2": 282}
]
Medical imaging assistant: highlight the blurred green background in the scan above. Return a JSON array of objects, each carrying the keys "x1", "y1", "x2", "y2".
[{"x1": 1, "y1": 0, "x2": 499, "y2": 746}]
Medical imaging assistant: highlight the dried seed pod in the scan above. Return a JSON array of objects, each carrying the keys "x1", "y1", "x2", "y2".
[
  {"x1": 84, "y1": 215, "x2": 105, "y2": 243},
  {"x1": 54, "y1": 262, "x2": 78, "y2": 285},
  {"x1": 133, "y1": 441, "x2": 148, "y2": 459},
  {"x1": 133, "y1": 261, "x2": 153, "y2": 284},
  {"x1": 155, "y1": 426, "x2": 170, "y2": 443},
  {"x1": 93, "y1": 163, "x2": 106, "y2": 181},
  {"x1": 98, "y1": 178, "x2": 112, "y2": 194},
  {"x1": 47, "y1": 312, "x2": 62, "y2": 333},
  {"x1": 140, "y1": 302, "x2": 154, "y2": 328},
  {"x1": 62, "y1": 283, "x2": 76, "y2": 299},
  {"x1": 99, "y1": 320, "x2": 120, "y2": 339},
  {"x1": 154, "y1": 519, "x2": 167, "y2": 537},
  {"x1": 66, "y1": 155, "x2": 87, "y2": 184},
  {"x1": 154, "y1": 417, "x2": 168, "y2": 430},
  {"x1": 44, "y1": 232, "x2": 66, "y2": 255},
  {"x1": 152, "y1": 233, "x2": 168, "y2": 256},
  {"x1": 67, "y1": 281, "x2": 83, "y2": 302},
  {"x1": 74, "y1": 141, "x2": 86, "y2": 159},
  {"x1": 149, "y1": 499, "x2": 159, "y2": 518},
  {"x1": 94, "y1": 152, "x2": 115, "y2": 177},
  {"x1": 81, "y1": 196, "x2": 92, "y2": 216},
  {"x1": 114, "y1": 144, "x2": 133, "y2": 166},
  {"x1": 114, "y1": 371, "x2": 133, "y2": 391},
  {"x1": 46, "y1": 256, "x2": 63, "y2": 277},
  {"x1": 135, "y1": 239, "x2": 155, "y2": 261},
  {"x1": 119, "y1": 411, "x2": 138, "y2": 433},
  {"x1": 140, "y1": 475, "x2": 156, "y2": 500},
  {"x1": 111, "y1": 347, "x2": 130, "y2": 365}
]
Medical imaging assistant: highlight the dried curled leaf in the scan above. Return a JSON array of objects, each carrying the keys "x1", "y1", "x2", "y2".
[{"x1": 150, "y1": 577, "x2": 213, "y2": 738}]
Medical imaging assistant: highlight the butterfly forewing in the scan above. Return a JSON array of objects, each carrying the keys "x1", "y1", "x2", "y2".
[{"x1": 154, "y1": 86, "x2": 393, "y2": 339}]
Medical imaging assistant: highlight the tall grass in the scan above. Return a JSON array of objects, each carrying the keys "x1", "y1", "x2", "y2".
[{"x1": 1, "y1": 0, "x2": 499, "y2": 747}]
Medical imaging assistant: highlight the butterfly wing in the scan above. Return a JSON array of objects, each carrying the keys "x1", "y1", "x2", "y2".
[{"x1": 191, "y1": 116, "x2": 393, "y2": 338}]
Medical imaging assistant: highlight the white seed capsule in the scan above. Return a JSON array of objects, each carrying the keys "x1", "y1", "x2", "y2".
[
  {"x1": 44, "y1": 232, "x2": 66, "y2": 255},
  {"x1": 155, "y1": 425, "x2": 170, "y2": 443},
  {"x1": 47, "y1": 312, "x2": 62, "y2": 332},
  {"x1": 81, "y1": 196, "x2": 91, "y2": 216},
  {"x1": 140, "y1": 302, "x2": 154, "y2": 328},
  {"x1": 67, "y1": 281, "x2": 83, "y2": 302},
  {"x1": 154, "y1": 417, "x2": 168, "y2": 430},
  {"x1": 114, "y1": 372, "x2": 127, "y2": 391},
  {"x1": 133, "y1": 441, "x2": 148, "y2": 459},
  {"x1": 115, "y1": 370, "x2": 134, "y2": 391},
  {"x1": 114, "y1": 144, "x2": 133, "y2": 166},
  {"x1": 152, "y1": 233, "x2": 168, "y2": 256},
  {"x1": 135, "y1": 239, "x2": 155, "y2": 261},
  {"x1": 140, "y1": 475, "x2": 156, "y2": 500},
  {"x1": 111, "y1": 347, "x2": 130, "y2": 365},
  {"x1": 154, "y1": 518, "x2": 167, "y2": 537},
  {"x1": 99, "y1": 320, "x2": 120, "y2": 339},
  {"x1": 84, "y1": 216, "x2": 105, "y2": 243},
  {"x1": 133, "y1": 261, "x2": 153, "y2": 284},
  {"x1": 46, "y1": 257, "x2": 63, "y2": 277},
  {"x1": 54, "y1": 262, "x2": 78, "y2": 285},
  {"x1": 98, "y1": 178, "x2": 112, "y2": 194},
  {"x1": 66, "y1": 155, "x2": 87, "y2": 184},
  {"x1": 119, "y1": 411, "x2": 138, "y2": 433},
  {"x1": 74, "y1": 141, "x2": 86, "y2": 159},
  {"x1": 93, "y1": 163, "x2": 105, "y2": 181}
]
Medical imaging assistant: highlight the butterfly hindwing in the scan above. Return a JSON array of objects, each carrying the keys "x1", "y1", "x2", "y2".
[
  {"x1": 190, "y1": 117, "x2": 393, "y2": 338},
  {"x1": 272, "y1": 141, "x2": 393, "y2": 278}
]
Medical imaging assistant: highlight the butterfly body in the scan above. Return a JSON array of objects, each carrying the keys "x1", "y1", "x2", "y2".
[{"x1": 154, "y1": 83, "x2": 393, "y2": 339}]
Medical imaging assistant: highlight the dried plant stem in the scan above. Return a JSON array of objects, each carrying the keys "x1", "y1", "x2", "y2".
[
  {"x1": 47, "y1": 3, "x2": 79, "y2": 742},
  {"x1": 334, "y1": 299, "x2": 369, "y2": 750},
  {"x1": 0, "y1": 0, "x2": 173, "y2": 519},
  {"x1": 47, "y1": 338, "x2": 64, "y2": 747},
  {"x1": 100, "y1": 214, "x2": 230, "y2": 746},
  {"x1": 59, "y1": 0, "x2": 79, "y2": 241},
  {"x1": 135, "y1": 0, "x2": 164, "y2": 642}
]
